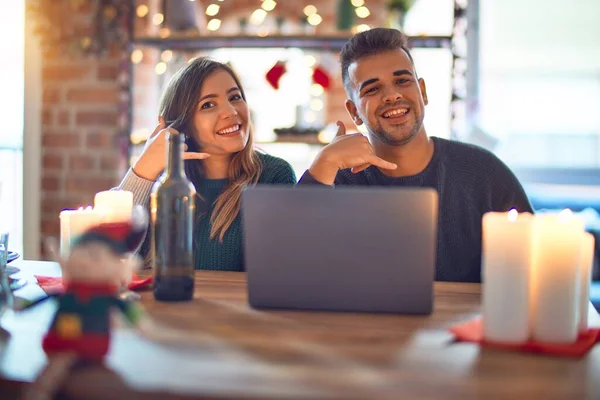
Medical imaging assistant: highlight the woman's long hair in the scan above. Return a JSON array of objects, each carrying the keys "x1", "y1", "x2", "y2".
[{"x1": 158, "y1": 57, "x2": 262, "y2": 242}]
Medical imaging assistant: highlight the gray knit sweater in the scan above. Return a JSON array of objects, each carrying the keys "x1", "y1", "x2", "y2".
[{"x1": 298, "y1": 136, "x2": 533, "y2": 283}]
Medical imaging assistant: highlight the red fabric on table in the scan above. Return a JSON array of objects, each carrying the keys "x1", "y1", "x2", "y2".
[
  {"x1": 449, "y1": 317, "x2": 600, "y2": 357},
  {"x1": 35, "y1": 274, "x2": 153, "y2": 295}
]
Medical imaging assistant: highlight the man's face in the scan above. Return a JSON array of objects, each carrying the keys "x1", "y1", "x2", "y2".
[{"x1": 345, "y1": 49, "x2": 428, "y2": 146}]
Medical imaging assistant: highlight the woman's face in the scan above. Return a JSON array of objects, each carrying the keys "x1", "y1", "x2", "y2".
[{"x1": 190, "y1": 69, "x2": 250, "y2": 156}]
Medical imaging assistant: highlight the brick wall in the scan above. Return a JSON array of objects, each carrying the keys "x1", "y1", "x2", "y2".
[{"x1": 38, "y1": 4, "x2": 130, "y2": 255}]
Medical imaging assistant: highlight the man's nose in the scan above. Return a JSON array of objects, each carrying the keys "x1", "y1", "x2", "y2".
[{"x1": 382, "y1": 86, "x2": 404, "y2": 103}]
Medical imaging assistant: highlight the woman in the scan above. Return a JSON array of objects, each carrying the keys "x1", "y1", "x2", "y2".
[{"x1": 117, "y1": 57, "x2": 297, "y2": 271}]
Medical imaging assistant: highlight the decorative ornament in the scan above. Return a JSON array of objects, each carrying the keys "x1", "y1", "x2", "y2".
[
  {"x1": 336, "y1": 0, "x2": 355, "y2": 31},
  {"x1": 20, "y1": 215, "x2": 148, "y2": 399},
  {"x1": 266, "y1": 61, "x2": 287, "y2": 90}
]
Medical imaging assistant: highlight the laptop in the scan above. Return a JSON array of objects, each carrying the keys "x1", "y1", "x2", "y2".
[{"x1": 242, "y1": 185, "x2": 438, "y2": 314}]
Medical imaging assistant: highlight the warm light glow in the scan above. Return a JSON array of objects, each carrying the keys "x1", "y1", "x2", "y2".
[
  {"x1": 206, "y1": 4, "x2": 220, "y2": 16},
  {"x1": 351, "y1": 0, "x2": 365, "y2": 6},
  {"x1": 207, "y1": 18, "x2": 222, "y2": 31},
  {"x1": 155, "y1": 62, "x2": 167, "y2": 75},
  {"x1": 353, "y1": 24, "x2": 371, "y2": 33},
  {"x1": 136, "y1": 5, "x2": 149, "y2": 18},
  {"x1": 152, "y1": 13, "x2": 164, "y2": 25},
  {"x1": 250, "y1": 9, "x2": 268, "y2": 25},
  {"x1": 257, "y1": 27, "x2": 270, "y2": 37},
  {"x1": 305, "y1": 111, "x2": 317, "y2": 123},
  {"x1": 507, "y1": 209, "x2": 518, "y2": 222},
  {"x1": 305, "y1": 55, "x2": 316, "y2": 67},
  {"x1": 310, "y1": 83, "x2": 324, "y2": 96},
  {"x1": 161, "y1": 50, "x2": 173, "y2": 62},
  {"x1": 559, "y1": 208, "x2": 573, "y2": 222},
  {"x1": 310, "y1": 99, "x2": 324, "y2": 111},
  {"x1": 130, "y1": 49, "x2": 144, "y2": 64},
  {"x1": 303, "y1": 5, "x2": 317, "y2": 16},
  {"x1": 307, "y1": 13, "x2": 322, "y2": 26},
  {"x1": 355, "y1": 6, "x2": 370, "y2": 18},
  {"x1": 159, "y1": 28, "x2": 171, "y2": 38},
  {"x1": 261, "y1": 0, "x2": 277, "y2": 11},
  {"x1": 130, "y1": 128, "x2": 150, "y2": 145}
]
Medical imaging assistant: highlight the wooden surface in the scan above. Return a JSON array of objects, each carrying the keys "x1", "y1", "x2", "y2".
[{"x1": 1, "y1": 260, "x2": 600, "y2": 399}]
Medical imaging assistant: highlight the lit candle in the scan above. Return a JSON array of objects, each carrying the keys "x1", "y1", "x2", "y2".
[
  {"x1": 59, "y1": 206, "x2": 102, "y2": 256},
  {"x1": 94, "y1": 190, "x2": 133, "y2": 223},
  {"x1": 531, "y1": 210, "x2": 584, "y2": 343},
  {"x1": 578, "y1": 232, "x2": 596, "y2": 333},
  {"x1": 482, "y1": 209, "x2": 534, "y2": 343}
]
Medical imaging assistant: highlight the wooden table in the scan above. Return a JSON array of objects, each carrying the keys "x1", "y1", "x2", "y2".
[{"x1": 1, "y1": 260, "x2": 599, "y2": 400}]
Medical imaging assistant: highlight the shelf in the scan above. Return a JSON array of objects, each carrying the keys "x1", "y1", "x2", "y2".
[
  {"x1": 133, "y1": 34, "x2": 452, "y2": 51},
  {"x1": 259, "y1": 134, "x2": 326, "y2": 146}
]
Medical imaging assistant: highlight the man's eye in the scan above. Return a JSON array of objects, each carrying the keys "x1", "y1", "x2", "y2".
[
  {"x1": 365, "y1": 87, "x2": 377, "y2": 94},
  {"x1": 396, "y1": 79, "x2": 409, "y2": 84}
]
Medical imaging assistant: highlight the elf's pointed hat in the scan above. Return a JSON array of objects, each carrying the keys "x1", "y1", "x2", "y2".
[{"x1": 71, "y1": 205, "x2": 147, "y2": 254}]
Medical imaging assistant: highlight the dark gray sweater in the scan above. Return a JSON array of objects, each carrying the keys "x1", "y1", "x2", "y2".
[{"x1": 298, "y1": 136, "x2": 533, "y2": 283}]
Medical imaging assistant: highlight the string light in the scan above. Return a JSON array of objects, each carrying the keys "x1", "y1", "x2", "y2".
[
  {"x1": 305, "y1": 55, "x2": 316, "y2": 67},
  {"x1": 206, "y1": 4, "x2": 220, "y2": 16},
  {"x1": 130, "y1": 49, "x2": 144, "y2": 64},
  {"x1": 152, "y1": 13, "x2": 164, "y2": 25},
  {"x1": 207, "y1": 18, "x2": 222, "y2": 31},
  {"x1": 136, "y1": 5, "x2": 149, "y2": 18},
  {"x1": 257, "y1": 27, "x2": 270, "y2": 37},
  {"x1": 155, "y1": 62, "x2": 167, "y2": 75},
  {"x1": 307, "y1": 13, "x2": 322, "y2": 26},
  {"x1": 351, "y1": 0, "x2": 365, "y2": 6},
  {"x1": 355, "y1": 6, "x2": 370, "y2": 18},
  {"x1": 310, "y1": 99, "x2": 324, "y2": 111},
  {"x1": 261, "y1": 0, "x2": 277, "y2": 11},
  {"x1": 161, "y1": 50, "x2": 173, "y2": 62},
  {"x1": 305, "y1": 111, "x2": 317, "y2": 123},
  {"x1": 159, "y1": 28, "x2": 171, "y2": 38},
  {"x1": 310, "y1": 83, "x2": 324, "y2": 96},
  {"x1": 353, "y1": 24, "x2": 371, "y2": 33},
  {"x1": 303, "y1": 5, "x2": 317, "y2": 16},
  {"x1": 250, "y1": 9, "x2": 268, "y2": 25}
]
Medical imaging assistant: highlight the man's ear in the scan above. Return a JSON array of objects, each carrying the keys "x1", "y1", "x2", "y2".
[
  {"x1": 418, "y1": 78, "x2": 428, "y2": 106},
  {"x1": 345, "y1": 99, "x2": 363, "y2": 126}
]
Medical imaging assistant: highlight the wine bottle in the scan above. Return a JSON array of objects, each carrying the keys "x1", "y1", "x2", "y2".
[{"x1": 151, "y1": 132, "x2": 196, "y2": 301}]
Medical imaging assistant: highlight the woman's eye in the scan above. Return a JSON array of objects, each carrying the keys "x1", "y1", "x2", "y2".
[
  {"x1": 200, "y1": 102, "x2": 214, "y2": 110},
  {"x1": 230, "y1": 94, "x2": 242, "y2": 101}
]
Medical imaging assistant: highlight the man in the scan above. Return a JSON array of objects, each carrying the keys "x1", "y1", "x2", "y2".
[{"x1": 298, "y1": 28, "x2": 533, "y2": 283}]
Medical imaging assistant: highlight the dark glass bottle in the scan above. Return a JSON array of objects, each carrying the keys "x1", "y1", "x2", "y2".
[{"x1": 151, "y1": 132, "x2": 196, "y2": 301}]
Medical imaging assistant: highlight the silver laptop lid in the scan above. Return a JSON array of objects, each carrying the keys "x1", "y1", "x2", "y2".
[{"x1": 242, "y1": 185, "x2": 438, "y2": 314}]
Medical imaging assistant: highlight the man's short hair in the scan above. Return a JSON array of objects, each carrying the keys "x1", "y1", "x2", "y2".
[{"x1": 340, "y1": 28, "x2": 415, "y2": 96}]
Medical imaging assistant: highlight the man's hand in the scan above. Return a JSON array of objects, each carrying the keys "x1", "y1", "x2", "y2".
[
  {"x1": 307, "y1": 121, "x2": 397, "y2": 185},
  {"x1": 132, "y1": 117, "x2": 211, "y2": 181}
]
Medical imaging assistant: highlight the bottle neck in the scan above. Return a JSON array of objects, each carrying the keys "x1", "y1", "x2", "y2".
[{"x1": 166, "y1": 134, "x2": 185, "y2": 178}]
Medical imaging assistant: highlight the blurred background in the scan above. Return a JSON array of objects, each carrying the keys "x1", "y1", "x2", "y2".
[{"x1": 0, "y1": 0, "x2": 599, "y2": 270}]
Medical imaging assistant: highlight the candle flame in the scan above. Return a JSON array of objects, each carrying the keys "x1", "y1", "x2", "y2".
[
  {"x1": 559, "y1": 208, "x2": 572, "y2": 222},
  {"x1": 507, "y1": 208, "x2": 518, "y2": 222}
]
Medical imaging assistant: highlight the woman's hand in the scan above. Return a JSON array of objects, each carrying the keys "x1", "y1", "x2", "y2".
[{"x1": 132, "y1": 117, "x2": 210, "y2": 181}]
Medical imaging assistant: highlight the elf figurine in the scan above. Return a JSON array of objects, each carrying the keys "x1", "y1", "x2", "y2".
[
  {"x1": 22, "y1": 211, "x2": 148, "y2": 400},
  {"x1": 40, "y1": 220, "x2": 146, "y2": 360}
]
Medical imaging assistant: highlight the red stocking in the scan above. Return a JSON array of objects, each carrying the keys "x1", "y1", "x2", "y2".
[{"x1": 265, "y1": 61, "x2": 287, "y2": 90}]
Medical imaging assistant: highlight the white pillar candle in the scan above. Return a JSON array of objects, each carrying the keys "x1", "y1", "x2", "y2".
[
  {"x1": 578, "y1": 232, "x2": 596, "y2": 333},
  {"x1": 60, "y1": 206, "x2": 102, "y2": 256},
  {"x1": 482, "y1": 209, "x2": 533, "y2": 343},
  {"x1": 94, "y1": 190, "x2": 133, "y2": 223},
  {"x1": 531, "y1": 210, "x2": 584, "y2": 343}
]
